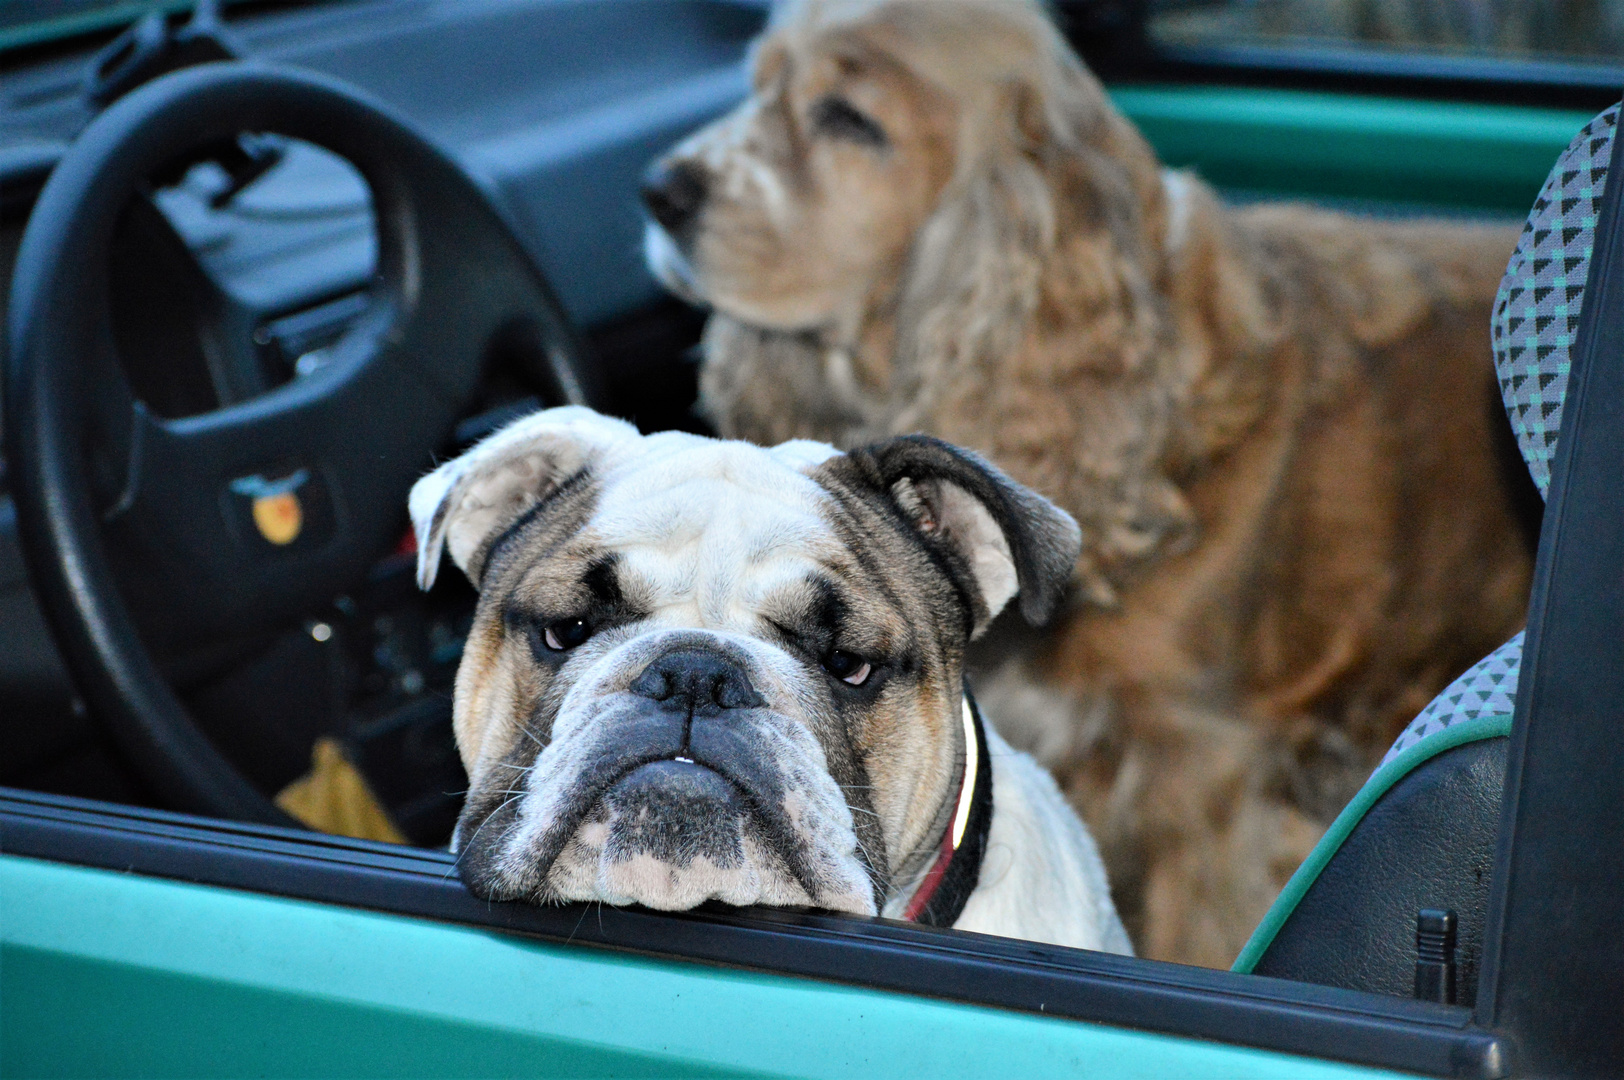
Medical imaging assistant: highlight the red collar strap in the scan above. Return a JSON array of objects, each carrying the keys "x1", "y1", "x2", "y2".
[{"x1": 902, "y1": 688, "x2": 993, "y2": 927}]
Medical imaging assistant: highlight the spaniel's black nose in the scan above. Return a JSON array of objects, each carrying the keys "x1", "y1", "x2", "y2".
[{"x1": 641, "y1": 159, "x2": 708, "y2": 239}]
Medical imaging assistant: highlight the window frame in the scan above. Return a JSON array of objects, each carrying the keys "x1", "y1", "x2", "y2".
[
  {"x1": 1059, "y1": 0, "x2": 1624, "y2": 111},
  {"x1": 1, "y1": 785, "x2": 1504, "y2": 1077}
]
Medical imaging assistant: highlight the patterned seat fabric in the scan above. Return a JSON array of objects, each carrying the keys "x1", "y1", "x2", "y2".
[
  {"x1": 1382, "y1": 632, "x2": 1522, "y2": 765},
  {"x1": 1379, "y1": 104, "x2": 1617, "y2": 765}
]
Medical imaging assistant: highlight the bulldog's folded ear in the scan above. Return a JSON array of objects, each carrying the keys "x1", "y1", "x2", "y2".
[
  {"x1": 409, "y1": 406, "x2": 639, "y2": 590},
  {"x1": 841, "y1": 435, "x2": 1083, "y2": 633}
]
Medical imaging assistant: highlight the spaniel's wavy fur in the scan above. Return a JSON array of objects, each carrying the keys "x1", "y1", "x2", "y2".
[{"x1": 645, "y1": 0, "x2": 1534, "y2": 966}]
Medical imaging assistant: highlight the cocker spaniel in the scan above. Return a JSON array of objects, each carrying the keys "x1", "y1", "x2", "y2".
[{"x1": 642, "y1": 0, "x2": 1533, "y2": 966}]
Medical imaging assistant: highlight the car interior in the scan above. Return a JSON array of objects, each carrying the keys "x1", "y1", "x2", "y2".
[{"x1": 5, "y1": 1, "x2": 1624, "y2": 1076}]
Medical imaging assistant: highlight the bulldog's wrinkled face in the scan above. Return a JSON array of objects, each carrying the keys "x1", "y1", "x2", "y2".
[{"x1": 409, "y1": 407, "x2": 1079, "y2": 915}]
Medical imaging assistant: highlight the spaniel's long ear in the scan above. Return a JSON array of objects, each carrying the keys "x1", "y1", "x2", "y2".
[
  {"x1": 409, "y1": 407, "x2": 639, "y2": 591},
  {"x1": 831, "y1": 435, "x2": 1081, "y2": 635}
]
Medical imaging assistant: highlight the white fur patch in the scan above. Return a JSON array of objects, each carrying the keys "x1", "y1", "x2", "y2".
[
  {"x1": 769, "y1": 439, "x2": 842, "y2": 471},
  {"x1": 1161, "y1": 168, "x2": 1194, "y2": 257},
  {"x1": 589, "y1": 431, "x2": 846, "y2": 629},
  {"x1": 954, "y1": 725, "x2": 1133, "y2": 953},
  {"x1": 409, "y1": 407, "x2": 639, "y2": 589}
]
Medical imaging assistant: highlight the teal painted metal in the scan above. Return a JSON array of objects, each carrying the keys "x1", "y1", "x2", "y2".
[
  {"x1": 1111, "y1": 85, "x2": 1596, "y2": 213},
  {"x1": 0, "y1": 856, "x2": 1410, "y2": 1079}
]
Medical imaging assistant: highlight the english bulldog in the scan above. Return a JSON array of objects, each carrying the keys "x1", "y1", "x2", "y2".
[{"x1": 410, "y1": 406, "x2": 1130, "y2": 951}]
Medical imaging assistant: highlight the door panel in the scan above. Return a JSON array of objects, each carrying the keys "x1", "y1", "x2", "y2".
[{"x1": 1, "y1": 856, "x2": 1403, "y2": 1079}]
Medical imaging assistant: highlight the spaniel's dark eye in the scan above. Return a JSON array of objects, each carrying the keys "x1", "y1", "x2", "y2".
[
  {"x1": 822, "y1": 649, "x2": 873, "y2": 686},
  {"x1": 542, "y1": 618, "x2": 592, "y2": 652},
  {"x1": 810, "y1": 97, "x2": 887, "y2": 148}
]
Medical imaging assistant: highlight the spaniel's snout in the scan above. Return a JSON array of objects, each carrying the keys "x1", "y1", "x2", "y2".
[{"x1": 641, "y1": 159, "x2": 708, "y2": 240}]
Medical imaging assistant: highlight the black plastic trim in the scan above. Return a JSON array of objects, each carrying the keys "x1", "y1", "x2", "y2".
[
  {"x1": 1474, "y1": 87, "x2": 1624, "y2": 1078},
  {"x1": 1, "y1": 786, "x2": 1508, "y2": 1078},
  {"x1": 1056, "y1": 0, "x2": 1624, "y2": 112},
  {"x1": 1122, "y1": 44, "x2": 1624, "y2": 111}
]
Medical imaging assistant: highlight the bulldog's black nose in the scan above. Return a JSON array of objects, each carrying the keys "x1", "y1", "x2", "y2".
[
  {"x1": 641, "y1": 159, "x2": 708, "y2": 238},
  {"x1": 630, "y1": 648, "x2": 764, "y2": 713}
]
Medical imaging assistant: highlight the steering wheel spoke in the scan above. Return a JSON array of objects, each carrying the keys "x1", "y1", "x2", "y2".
[{"x1": 109, "y1": 337, "x2": 456, "y2": 646}]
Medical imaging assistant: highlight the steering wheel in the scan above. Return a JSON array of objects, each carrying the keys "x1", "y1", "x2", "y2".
[{"x1": 4, "y1": 63, "x2": 606, "y2": 824}]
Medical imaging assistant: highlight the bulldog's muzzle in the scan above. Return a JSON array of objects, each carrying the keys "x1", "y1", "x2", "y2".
[
  {"x1": 457, "y1": 633, "x2": 878, "y2": 915},
  {"x1": 590, "y1": 645, "x2": 826, "y2": 896}
]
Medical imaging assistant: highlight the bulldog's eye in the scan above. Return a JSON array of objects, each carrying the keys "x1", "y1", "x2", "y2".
[
  {"x1": 810, "y1": 96, "x2": 887, "y2": 148},
  {"x1": 542, "y1": 618, "x2": 592, "y2": 651},
  {"x1": 823, "y1": 649, "x2": 872, "y2": 686}
]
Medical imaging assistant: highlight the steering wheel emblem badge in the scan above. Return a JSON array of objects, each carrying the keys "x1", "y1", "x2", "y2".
[{"x1": 230, "y1": 468, "x2": 310, "y2": 546}]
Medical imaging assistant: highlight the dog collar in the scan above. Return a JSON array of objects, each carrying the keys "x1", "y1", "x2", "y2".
[{"x1": 901, "y1": 687, "x2": 993, "y2": 928}]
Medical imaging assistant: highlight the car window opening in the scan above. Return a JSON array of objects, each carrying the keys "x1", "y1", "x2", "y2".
[{"x1": 4, "y1": 3, "x2": 1621, "y2": 1075}]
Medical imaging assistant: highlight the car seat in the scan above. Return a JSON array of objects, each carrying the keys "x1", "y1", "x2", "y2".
[{"x1": 1230, "y1": 104, "x2": 1619, "y2": 1006}]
